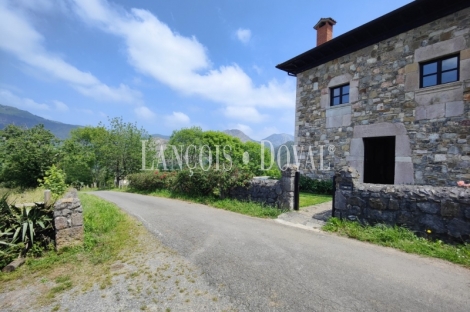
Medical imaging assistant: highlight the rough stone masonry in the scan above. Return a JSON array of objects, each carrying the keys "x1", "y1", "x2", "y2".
[
  {"x1": 334, "y1": 167, "x2": 470, "y2": 243},
  {"x1": 229, "y1": 165, "x2": 297, "y2": 210},
  {"x1": 53, "y1": 189, "x2": 83, "y2": 250},
  {"x1": 294, "y1": 7, "x2": 470, "y2": 186}
]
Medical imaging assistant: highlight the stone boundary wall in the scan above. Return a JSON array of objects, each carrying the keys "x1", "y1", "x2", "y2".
[
  {"x1": 229, "y1": 166, "x2": 297, "y2": 210},
  {"x1": 334, "y1": 167, "x2": 470, "y2": 243},
  {"x1": 53, "y1": 189, "x2": 84, "y2": 250}
]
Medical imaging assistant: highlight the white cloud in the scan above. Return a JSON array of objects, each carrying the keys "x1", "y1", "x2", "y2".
[
  {"x1": 236, "y1": 28, "x2": 251, "y2": 44},
  {"x1": 223, "y1": 106, "x2": 267, "y2": 123},
  {"x1": 0, "y1": 1, "x2": 142, "y2": 104},
  {"x1": 165, "y1": 112, "x2": 190, "y2": 126},
  {"x1": 70, "y1": 0, "x2": 295, "y2": 122},
  {"x1": 0, "y1": 88, "x2": 50, "y2": 111},
  {"x1": 134, "y1": 106, "x2": 156, "y2": 120},
  {"x1": 53, "y1": 100, "x2": 69, "y2": 112},
  {"x1": 233, "y1": 124, "x2": 252, "y2": 136}
]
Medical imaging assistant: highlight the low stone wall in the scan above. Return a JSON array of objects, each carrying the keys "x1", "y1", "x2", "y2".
[
  {"x1": 229, "y1": 166, "x2": 297, "y2": 210},
  {"x1": 334, "y1": 167, "x2": 470, "y2": 243},
  {"x1": 53, "y1": 189, "x2": 84, "y2": 250}
]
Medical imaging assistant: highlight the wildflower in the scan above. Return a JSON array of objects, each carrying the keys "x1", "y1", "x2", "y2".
[{"x1": 426, "y1": 229, "x2": 432, "y2": 234}]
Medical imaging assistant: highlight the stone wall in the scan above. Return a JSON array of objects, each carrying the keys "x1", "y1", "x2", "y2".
[
  {"x1": 53, "y1": 189, "x2": 84, "y2": 250},
  {"x1": 295, "y1": 7, "x2": 470, "y2": 186},
  {"x1": 229, "y1": 166, "x2": 297, "y2": 210},
  {"x1": 334, "y1": 167, "x2": 470, "y2": 243}
]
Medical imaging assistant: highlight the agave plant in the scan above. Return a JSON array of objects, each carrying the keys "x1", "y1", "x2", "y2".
[
  {"x1": 10, "y1": 204, "x2": 52, "y2": 248},
  {"x1": 0, "y1": 230, "x2": 14, "y2": 254},
  {"x1": 0, "y1": 193, "x2": 53, "y2": 257}
]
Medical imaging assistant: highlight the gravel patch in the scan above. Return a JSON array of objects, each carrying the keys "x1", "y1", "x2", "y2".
[{"x1": 1, "y1": 224, "x2": 237, "y2": 312}]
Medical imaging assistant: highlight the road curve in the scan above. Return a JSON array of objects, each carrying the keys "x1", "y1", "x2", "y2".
[{"x1": 93, "y1": 191, "x2": 470, "y2": 312}]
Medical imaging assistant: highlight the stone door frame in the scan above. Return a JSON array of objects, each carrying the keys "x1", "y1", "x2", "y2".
[{"x1": 347, "y1": 122, "x2": 415, "y2": 184}]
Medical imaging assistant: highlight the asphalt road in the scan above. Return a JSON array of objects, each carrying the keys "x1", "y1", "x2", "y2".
[{"x1": 94, "y1": 191, "x2": 470, "y2": 312}]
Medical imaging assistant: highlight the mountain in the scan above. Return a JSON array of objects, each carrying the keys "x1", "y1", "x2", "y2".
[
  {"x1": 152, "y1": 133, "x2": 171, "y2": 140},
  {"x1": 223, "y1": 129, "x2": 257, "y2": 143},
  {"x1": 0, "y1": 104, "x2": 80, "y2": 139},
  {"x1": 274, "y1": 141, "x2": 296, "y2": 167},
  {"x1": 262, "y1": 133, "x2": 294, "y2": 147}
]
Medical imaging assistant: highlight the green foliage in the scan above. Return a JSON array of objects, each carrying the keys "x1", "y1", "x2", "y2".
[
  {"x1": 173, "y1": 166, "x2": 253, "y2": 197},
  {"x1": 127, "y1": 171, "x2": 177, "y2": 192},
  {"x1": 166, "y1": 127, "x2": 279, "y2": 177},
  {"x1": 0, "y1": 193, "x2": 54, "y2": 268},
  {"x1": 129, "y1": 166, "x2": 253, "y2": 197},
  {"x1": 38, "y1": 165, "x2": 67, "y2": 199},
  {"x1": 0, "y1": 124, "x2": 60, "y2": 188},
  {"x1": 324, "y1": 218, "x2": 470, "y2": 268},
  {"x1": 299, "y1": 175, "x2": 333, "y2": 194},
  {"x1": 128, "y1": 188, "x2": 285, "y2": 218},
  {"x1": 61, "y1": 118, "x2": 152, "y2": 188}
]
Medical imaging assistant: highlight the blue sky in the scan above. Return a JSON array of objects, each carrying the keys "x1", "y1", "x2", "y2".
[{"x1": 0, "y1": 0, "x2": 413, "y2": 140}]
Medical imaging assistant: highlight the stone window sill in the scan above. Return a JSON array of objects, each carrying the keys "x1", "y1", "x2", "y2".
[
  {"x1": 326, "y1": 103, "x2": 352, "y2": 111},
  {"x1": 415, "y1": 80, "x2": 462, "y2": 96}
]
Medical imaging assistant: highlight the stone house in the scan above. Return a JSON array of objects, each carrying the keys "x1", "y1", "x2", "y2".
[{"x1": 276, "y1": 0, "x2": 470, "y2": 186}]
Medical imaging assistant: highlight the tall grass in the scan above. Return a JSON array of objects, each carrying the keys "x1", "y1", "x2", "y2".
[
  {"x1": 323, "y1": 217, "x2": 470, "y2": 268},
  {"x1": 125, "y1": 188, "x2": 286, "y2": 218}
]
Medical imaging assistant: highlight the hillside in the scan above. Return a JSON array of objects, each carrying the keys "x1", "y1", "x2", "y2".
[
  {"x1": 223, "y1": 129, "x2": 257, "y2": 143},
  {"x1": 0, "y1": 104, "x2": 80, "y2": 139},
  {"x1": 262, "y1": 133, "x2": 294, "y2": 147}
]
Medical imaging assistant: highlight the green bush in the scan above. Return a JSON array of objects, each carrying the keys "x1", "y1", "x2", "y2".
[
  {"x1": 172, "y1": 167, "x2": 253, "y2": 197},
  {"x1": 299, "y1": 175, "x2": 333, "y2": 195},
  {"x1": 129, "y1": 167, "x2": 253, "y2": 197},
  {"x1": 128, "y1": 171, "x2": 177, "y2": 192},
  {"x1": 38, "y1": 165, "x2": 68, "y2": 199}
]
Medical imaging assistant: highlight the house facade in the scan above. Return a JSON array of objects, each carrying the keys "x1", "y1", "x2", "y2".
[{"x1": 277, "y1": 0, "x2": 470, "y2": 186}]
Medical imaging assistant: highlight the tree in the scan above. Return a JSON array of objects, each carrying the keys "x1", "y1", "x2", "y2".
[
  {"x1": 0, "y1": 124, "x2": 60, "y2": 188},
  {"x1": 61, "y1": 126, "x2": 107, "y2": 186},
  {"x1": 165, "y1": 127, "x2": 279, "y2": 176},
  {"x1": 102, "y1": 117, "x2": 151, "y2": 186},
  {"x1": 61, "y1": 118, "x2": 152, "y2": 187}
]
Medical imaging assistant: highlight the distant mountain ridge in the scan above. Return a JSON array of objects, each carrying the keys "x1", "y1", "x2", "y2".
[
  {"x1": 152, "y1": 133, "x2": 171, "y2": 140},
  {"x1": 0, "y1": 104, "x2": 80, "y2": 139},
  {"x1": 223, "y1": 129, "x2": 257, "y2": 143},
  {"x1": 0, "y1": 104, "x2": 295, "y2": 144},
  {"x1": 262, "y1": 133, "x2": 294, "y2": 147},
  {"x1": 223, "y1": 129, "x2": 294, "y2": 147}
]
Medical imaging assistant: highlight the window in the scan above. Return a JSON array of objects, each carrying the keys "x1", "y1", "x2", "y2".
[
  {"x1": 420, "y1": 55, "x2": 459, "y2": 88},
  {"x1": 330, "y1": 84, "x2": 349, "y2": 106}
]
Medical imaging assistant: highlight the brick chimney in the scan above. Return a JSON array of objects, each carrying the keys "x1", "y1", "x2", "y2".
[{"x1": 314, "y1": 17, "x2": 336, "y2": 46}]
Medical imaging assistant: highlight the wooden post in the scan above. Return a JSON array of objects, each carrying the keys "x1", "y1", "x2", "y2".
[{"x1": 44, "y1": 190, "x2": 51, "y2": 208}]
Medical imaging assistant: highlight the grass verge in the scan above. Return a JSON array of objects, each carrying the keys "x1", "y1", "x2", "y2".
[
  {"x1": 0, "y1": 193, "x2": 140, "y2": 306},
  {"x1": 299, "y1": 192, "x2": 332, "y2": 208},
  {"x1": 122, "y1": 188, "x2": 286, "y2": 218},
  {"x1": 323, "y1": 217, "x2": 470, "y2": 268}
]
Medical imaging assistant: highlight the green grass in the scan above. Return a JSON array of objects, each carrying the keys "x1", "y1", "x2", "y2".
[
  {"x1": 299, "y1": 192, "x2": 332, "y2": 208},
  {"x1": 123, "y1": 188, "x2": 286, "y2": 218},
  {"x1": 323, "y1": 217, "x2": 470, "y2": 268},
  {"x1": 0, "y1": 193, "x2": 138, "y2": 292}
]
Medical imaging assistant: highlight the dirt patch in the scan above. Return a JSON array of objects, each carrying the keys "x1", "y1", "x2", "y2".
[{"x1": 0, "y1": 221, "x2": 237, "y2": 312}]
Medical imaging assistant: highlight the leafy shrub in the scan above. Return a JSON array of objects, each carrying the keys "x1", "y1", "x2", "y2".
[
  {"x1": 128, "y1": 171, "x2": 177, "y2": 192},
  {"x1": 299, "y1": 175, "x2": 333, "y2": 195},
  {"x1": 130, "y1": 166, "x2": 253, "y2": 197},
  {"x1": 173, "y1": 166, "x2": 253, "y2": 197},
  {"x1": 0, "y1": 193, "x2": 54, "y2": 268},
  {"x1": 38, "y1": 165, "x2": 68, "y2": 199}
]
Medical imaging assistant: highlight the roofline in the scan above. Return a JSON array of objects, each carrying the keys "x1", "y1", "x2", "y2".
[{"x1": 276, "y1": 0, "x2": 470, "y2": 76}]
